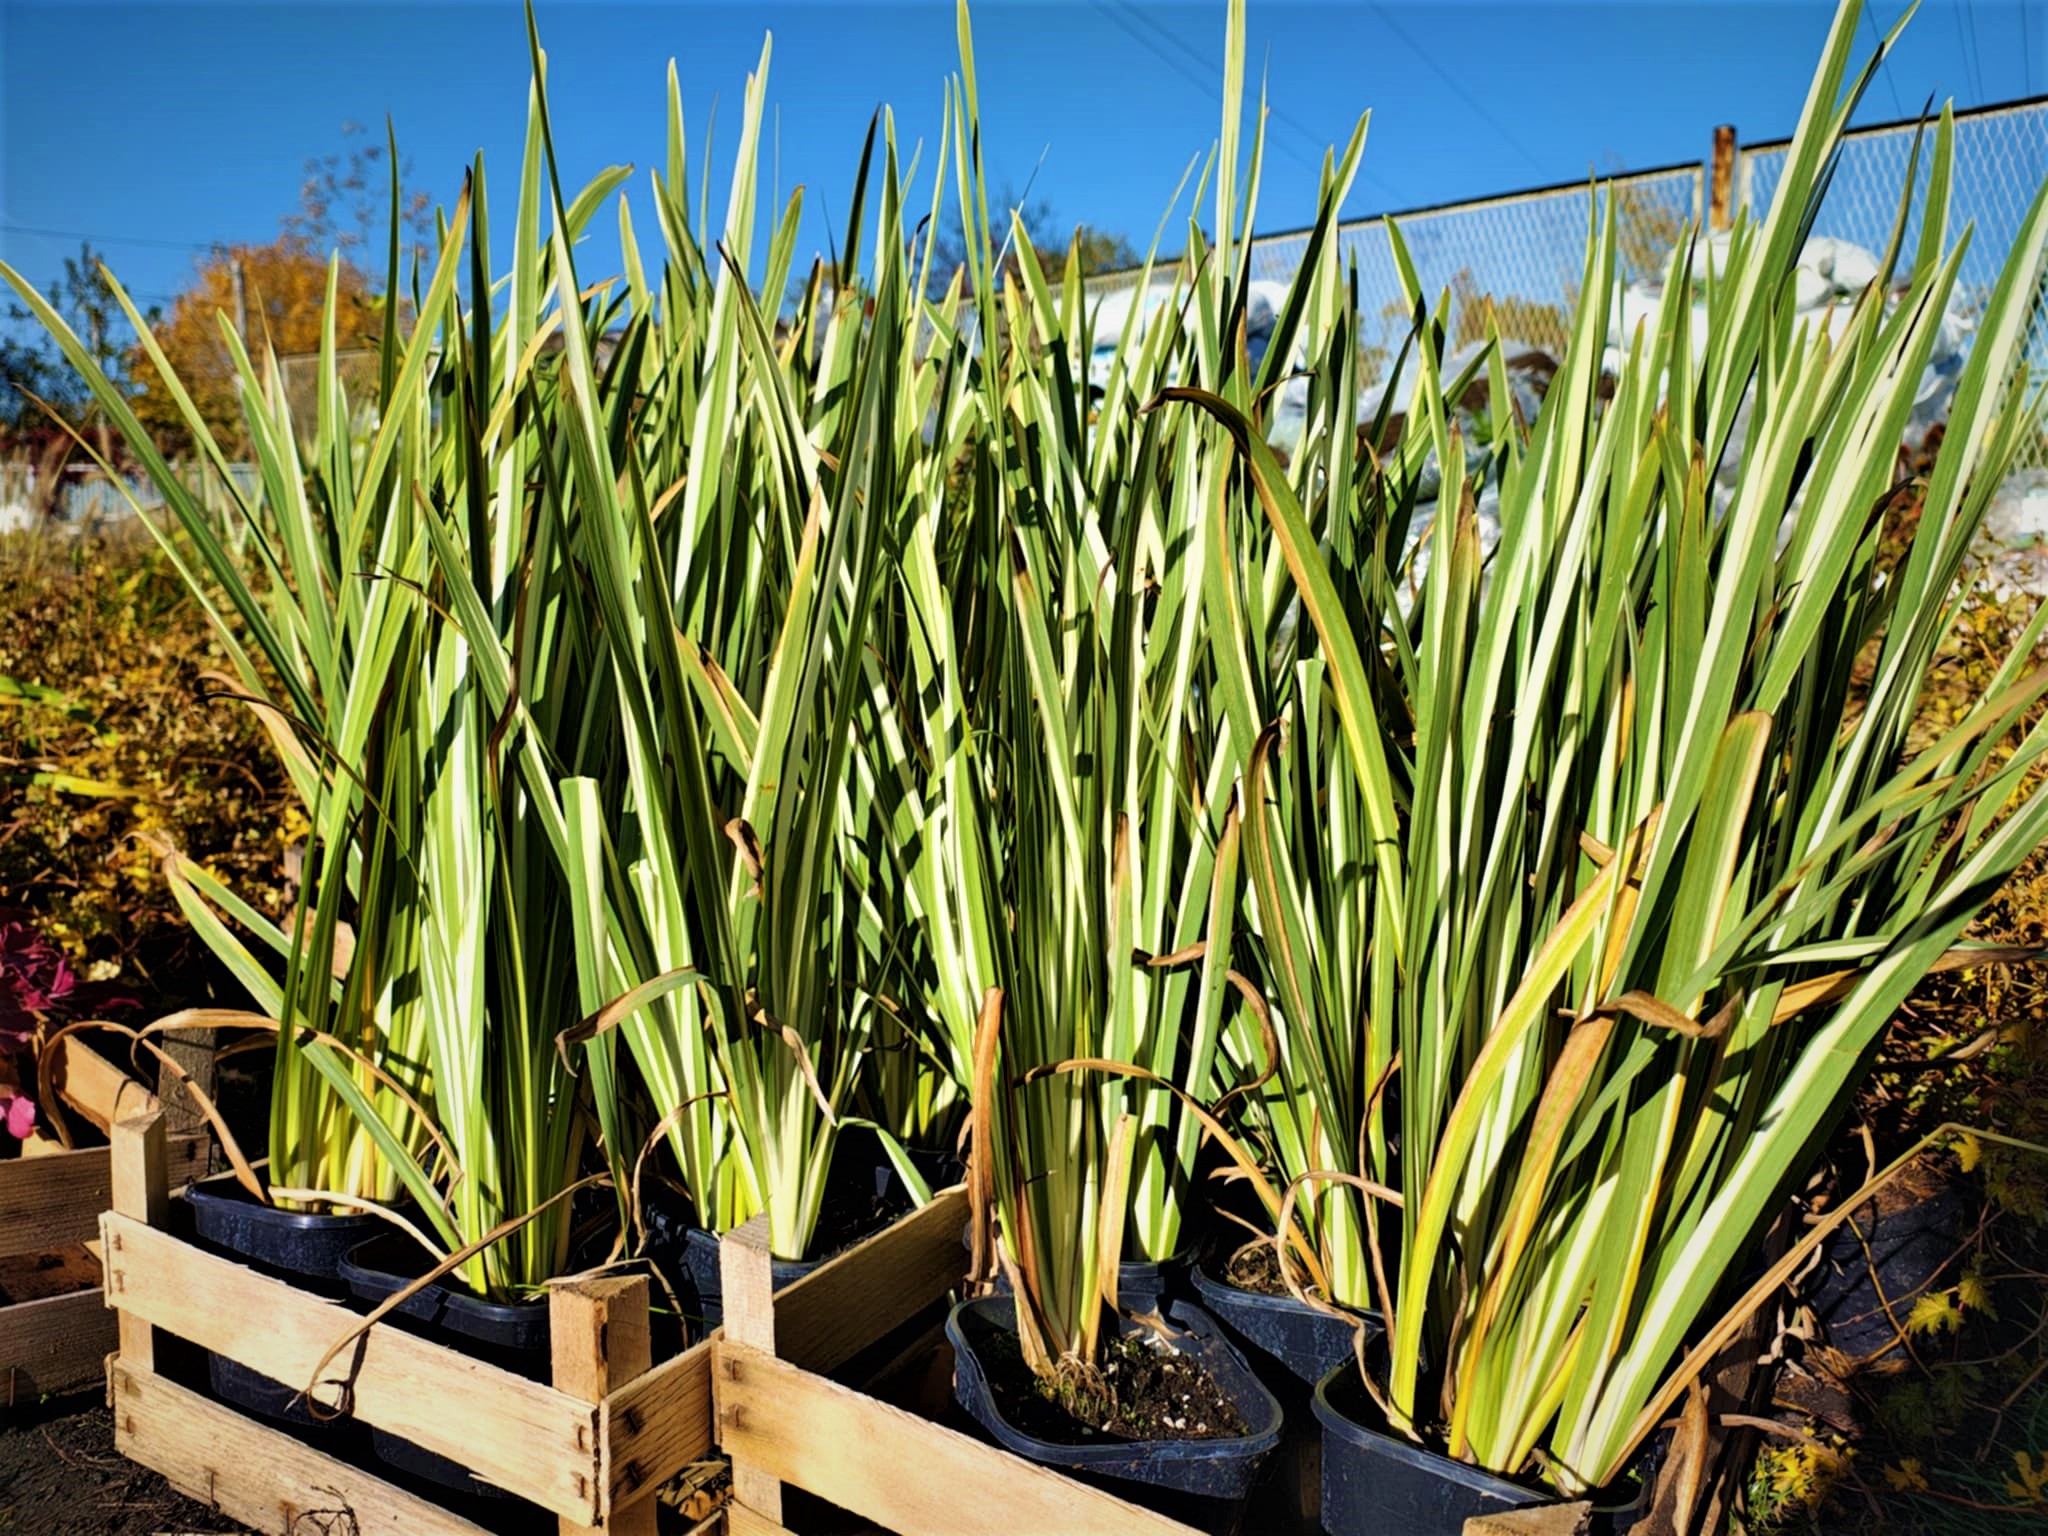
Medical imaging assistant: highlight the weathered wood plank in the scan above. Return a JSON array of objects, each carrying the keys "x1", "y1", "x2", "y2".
[
  {"x1": 600, "y1": 1337, "x2": 715, "y2": 1512},
  {"x1": 550, "y1": 1275, "x2": 656, "y2": 1536},
  {"x1": 0, "y1": 1287, "x2": 114, "y2": 1403},
  {"x1": 111, "y1": 1360, "x2": 496, "y2": 1536},
  {"x1": 109, "y1": 1110, "x2": 166, "y2": 1373},
  {"x1": 0, "y1": 1241, "x2": 100, "y2": 1303},
  {"x1": 597, "y1": 1190, "x2": 969, "y2": 1511},
  {"x1": 0, "y1": 1137, "x2": 207, "y2": 1261},
  {"x1": 1464, "y1": 1503, "x2": 1592, "y2": 1535},
  {"x1": 720, "y1": 1216, "x2": 783, "y2": 1524},
  {"x1": 48, "y1": 1033, "x2": 159, "y2": 1135},
  {"x1": 712, "y1": 1342, "x2": 1202, "y2": 1536},
  {"x1": 725, "y1": 1508, "x2": 800, "y2": 1536},
  {"x1": 773, "y1": 1187, "x2": 967, "y2": 1376},
  {"x1": 0, "y1": 1147, "x2": 117, "y2": 1259},
  {"x1": 100, "y1": 1212, "x2": 601, "y2": 1521}
]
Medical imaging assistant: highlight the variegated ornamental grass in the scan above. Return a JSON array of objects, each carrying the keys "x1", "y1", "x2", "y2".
[
  {"x1": 8, "y1": 0, "x2": 2048, "y2": 1500},
  {"x1": 1193, "y1": 0, "x2": 2048, "y2": 1493}
]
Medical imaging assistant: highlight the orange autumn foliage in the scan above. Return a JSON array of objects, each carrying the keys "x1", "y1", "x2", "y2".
[{"x1": 127, "y1": 239, "x2": 379, "y2": 452}]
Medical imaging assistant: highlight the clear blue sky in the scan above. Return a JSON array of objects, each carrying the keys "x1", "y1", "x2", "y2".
[{"x1": 1, "y1": 0, "x2": 2043, "y2": 318}]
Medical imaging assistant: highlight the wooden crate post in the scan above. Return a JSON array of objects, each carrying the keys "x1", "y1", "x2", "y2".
[
  {"x1": 718, "y1": 1215, "x2": 783, "y2": 1527},
  {"x1": 154, "y1": 1021, "x2": 219, "y2": 1172},
  {"x1": 107, "y1": 1108, "x2": 168, "y2": 1373},
  {"x1": 551, "y1": 1274, "x2": 658, "y2": 1536}
]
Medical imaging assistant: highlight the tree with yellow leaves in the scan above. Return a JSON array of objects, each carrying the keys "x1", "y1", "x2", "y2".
[{"x1": 125, "y1": 239, "x2": 382, "y2": 454}]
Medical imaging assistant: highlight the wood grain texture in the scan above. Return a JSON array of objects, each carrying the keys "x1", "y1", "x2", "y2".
[
  {"x1": 772, "y1": 1186, "x2": 968, "y2": 1376},
  {"x1": 712, "y1": 1343, "x2": 1202, "y2": 1536},
  {"x1": 0, "y1": 1150, "x2": 116, "y2": 1259},
  {"x1": 719, "y1": 1216, "x2": 783, "y2": 1523},
  {"x1": 725, "y1": 1508, "x2": 801, "y2": 1536},
  {"x1": 0, "y1": 1286, "x2": 114, "y2": 1403},
  {"x1": 109, "y1": 1111, "x2": 166, "y2": 1373},
  {"x1": 48, "y1": 1034, "x2": 160, "y2": 1135},
  {"x1": 0, "y1": 1137, "x2": 207, "y2": 1261},
  {"x1": 1463, "y1": 1503, "x2": 1592, "y2": 1535},
  {"x1": 100, "y1": 1212, "x2": 601, "y2": 1521},
  {"x1": 111, "y1": 1360, "x2": 497, "y2": 1536},
  {"x1": 596, "y1": 1190, "x2": 969, "y2": 1512},
  {"x1": 597, "y1": 1336, "x2": 715, "y2": 1511},
  {"x1": 550, "y1": 1275, "x2": 656, "y2": 1536}
]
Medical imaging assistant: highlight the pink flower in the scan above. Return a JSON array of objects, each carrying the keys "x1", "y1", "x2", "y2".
[{"x1": 1, "y1": 1091, "x2": 34, "y2": 1140}]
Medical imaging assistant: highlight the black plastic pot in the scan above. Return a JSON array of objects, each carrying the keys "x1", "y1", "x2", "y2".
[
  {"x1": 963, "y1": 1223, "x2": 1192, "y2": 1314},
  {"x1": 1117, "y1": 1250, "x2": 1194, "y2": 1313},
  {"x1": 1809, "y1": 1185, "x2": 1968, "y2": 1360},
  {"x1": 339, "y1": 1234, "x2": 550, "y2": 1499},
  {"x1": 1314, "y1": 1358, "x2": 1652, "y2": 1535},
  {"x1": 680, "y1": 1225, "x2": 822, "y2": 1330},
  {"x1": 948, "y1": 1294, "x2": 1283, "y2": 1507},
  {"x1": 1190, "y1": 1257, "x2": 1382, "y2": 1386},
  {"x1": 182, "y1": 1177, "x2": 386, "y2": 1433},
  {"x1": 874, "y1": 1142, "x2": 967, "y2": 1204}
]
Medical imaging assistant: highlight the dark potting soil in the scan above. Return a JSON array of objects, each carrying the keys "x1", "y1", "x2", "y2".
[
  {"x1": 969, "y1": 1312, "x2": 1250, "y2": 1446},
  {"x1": 1223, "y1": 1239, "x2": 1288, "y2": 1296}
]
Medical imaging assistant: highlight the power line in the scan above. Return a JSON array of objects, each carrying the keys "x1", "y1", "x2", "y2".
[
  {"x1": 1089, "y1": 0, "x2": 1401, "y2": 205},
  {"x1": 1862, "y1": 2, "x2": 1908, "y2": 119},
  {"x1": 1106, "y1": 0, "x2": 1370, "y2": 180},
  {"x1": 1953, "y1": 0, "x2": 1986, "y2": 102},
  {"x1": 1966, "y1": 0, "x2": 1994, "y2": 99},
  {"x1": 2022, "y1": 1, "x2": 2036, "y2": 99},
  {"x1": 0, "y1": 219, "x2": 217, "y2": 254},
  {"x1": 1089, "y1": 1, "x2": 1321, "y2": 178},
  {"x1": 1366, "y1": 4, "x2": 1544, "y2": 177}
]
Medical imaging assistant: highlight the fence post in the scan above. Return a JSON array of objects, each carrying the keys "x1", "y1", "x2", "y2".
[{"x1": 1710, "y1": 124, "x2": 1738, "y2": 231}]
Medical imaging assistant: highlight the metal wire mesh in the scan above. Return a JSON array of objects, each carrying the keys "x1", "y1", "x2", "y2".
[
  {"x1": 1332, "y1": 167, "x2": 1702, "y2": 371},
  {"x1": 1093, "y1": 97, "x2": 2048, "y2": 466},
  {"x1": 1744, "y1": 100, "x2": 2048, "y2": 468}
]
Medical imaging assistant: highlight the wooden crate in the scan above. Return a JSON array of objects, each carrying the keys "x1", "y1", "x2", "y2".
[
  {"x1": 101, "y1": 1107, "x2": 980, "y2": 1536},
  {"x1": 0, "y1": 1034, "x2": 207, "y2": 1405},
  {"x1": 707, "y1": 1216, "x2": 1593, "y2": 1536},
  {"x1": 708, "y1": 1211, "x2": 1205, "y2": 1536}
]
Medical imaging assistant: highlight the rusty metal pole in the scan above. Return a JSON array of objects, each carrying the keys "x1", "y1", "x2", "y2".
[{"x1": 1710, "y1": 124, "x2": 1737, "y2": 232}]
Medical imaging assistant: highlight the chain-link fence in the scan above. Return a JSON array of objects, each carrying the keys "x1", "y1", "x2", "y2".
[
  {"x1": 1745, "y1": 99, "x2": 2048, "y2": 413},
  {"x1": 1094, "y1": 95, "x2": 2048, "y2": 467}
]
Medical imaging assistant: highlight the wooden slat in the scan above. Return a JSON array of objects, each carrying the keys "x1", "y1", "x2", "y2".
[
  {"x1": 598, "y1": 1190, "x2": 970, "y2": 1509},
  {"x1": 0, "y1": 1287, "x2": 114, "y2": 1403},
  {"x1": 0, "y1": 1241, "x2": 100, "y2": 1303},
  {"x1": 600, "y1": 1337, "x2": 715, "y2": 1511},
  {"x1": 1464, "y1": 1504, "x2": 1592, "y2": 1534},
  {"x1": 1, "y1": 1147, "x2": 114, "y2": 1259},
  {"x1": 48, "y1": 1034, "x2": 159, "y2": 1134},
  {"x1": 0, "y1": 1138, "x2": 209, "y2": 1261},
  {"x1": 550, "y1": 1275, "x2": 656, "y2": 1536},
  {"x1": 712, "y1": 1343, "x2": 1201, "y2": 1536},
  {"x1": 100, "y1": 1212, "x2": 600, "y2": 1522},
  {"x1": 110, "y1": 1111, "x2": 167, "y2": 1373},
  {"x1": 111, "y1": 1360, "x2": 496, "y2": 1536},
  {"x1": 720, "y1": 1217, "x2": 784, "y2": 1524},
  {"x1": 774, "y1": 1187, "x2": 968, "y2": 1375},
  {"x1": 725, "y1": 1509, "x2": 800, "y2": 1536}
]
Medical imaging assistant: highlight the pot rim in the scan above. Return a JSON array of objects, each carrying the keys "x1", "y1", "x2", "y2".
[{"x1": 947, "y1": 1293, "x2": 1285, "y2": 1461}]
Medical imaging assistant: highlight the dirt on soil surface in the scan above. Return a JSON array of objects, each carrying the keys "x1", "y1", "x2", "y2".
[
  {"x1": 1223, "y1": 1239, "x2": 1289, "y2": 1296},
  {"x1": 975, "y1": 1314, "x2": 1250, "y2": 1444},
  {"x1": 0, "y1": 1395, "x2": 250, "y2": 1536}
]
